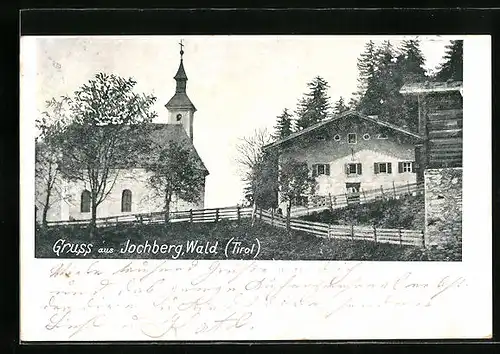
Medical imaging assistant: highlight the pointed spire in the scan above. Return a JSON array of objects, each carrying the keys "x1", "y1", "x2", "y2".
[
  {"x1": 166, "y1": 40, "x2": 196, "y2": 112},
  {"x1": 174, "y1": 39, "x2": 188, "y2": 92},
  {"x1": 174, "y1": 60, "x2": 188, "y2": 81}
]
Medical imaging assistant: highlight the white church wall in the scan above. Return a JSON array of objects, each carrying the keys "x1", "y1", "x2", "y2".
[{"x1": 36, "y1": 168, "x2": 205, "y2": 222}]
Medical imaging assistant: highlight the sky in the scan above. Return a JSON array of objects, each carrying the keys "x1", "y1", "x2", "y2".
[{"x1": 31, "y1": 35, "x2": 456, "y2": 208}]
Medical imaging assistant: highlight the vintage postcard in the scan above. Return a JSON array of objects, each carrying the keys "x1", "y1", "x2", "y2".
[{"x1": 20, "y1": 35, "x2": 491, "y2": 341}]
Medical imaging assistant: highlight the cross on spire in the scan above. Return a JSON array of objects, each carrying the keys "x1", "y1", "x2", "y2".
[{"x1": 179, "y1": 39, "x2": 184, "y2": 59}]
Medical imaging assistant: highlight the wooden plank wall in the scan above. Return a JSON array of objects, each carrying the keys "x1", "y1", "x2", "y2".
[{"x1": 424, "y1": 92, "x2": 463, "y2": 168}]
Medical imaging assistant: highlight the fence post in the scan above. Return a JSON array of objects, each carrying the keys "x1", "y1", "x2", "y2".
[
  {"x1": 237, "y1": 206, "x2": 241, "y2": 223},
  {"x1": 421, "y1": 230, "x2": 426, "y2": 248},
  {"x1": 327, "y1": 224, "x2": 331, "y2": 239},
  {"x1": 362, "y1": 188, "x2": 367, "y2": 203},
  {"x1": 380, "y1": 185, "x2": 384, "y2": 199},
  {"x1": 271, "y1": 209, "x2": 274, "y2": 226},
  {"x1": 259, "y1": 208, "x2": 263, "y2": 220},
  {"x1": 373, "y1": 225, "x2": 377, "y2": 243},
  {"x1": 189, "y1": 209, "x2": 193, "y2": 223},
  {"x1": 398, "y1": 228, "x2": 402, "y2": 246},
  {"x1": 351, "y1": 224, "x2": 354, "y2": 240},
  {"x1": 116, "y1": 216, "x2": 119, "y2": 225},
  {"x1": 392, "y1": 181, "x2": 397, "y2": 198},
  {"x1": 333, "y1": 196, "x2": 337, "y2": 207},
  {"x1": 345, "y1": 192, "x2": 349, "y2": 205},
  {"x1": 328, "y1": 193, "x2": 333, "y2": 210},
  {"x1": 140, "y1": 215, "x2": 143, "y2": 224},
  {"x1": 407, "y1": 181, "x2": 411, "y2": 195},
  {"x1": 215, "y1": 208, "x2": 219, "y2": 223}
]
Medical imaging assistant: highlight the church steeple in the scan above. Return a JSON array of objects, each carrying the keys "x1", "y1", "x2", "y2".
[
  {"x1": 165, "y1": 40, "x2": 197, "y2": 140},
  {"x1": 174, "y1": 40, "x2": 188, "y2": 93}
]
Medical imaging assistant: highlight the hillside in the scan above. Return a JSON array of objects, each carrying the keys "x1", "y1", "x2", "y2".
[
  {"x1": 36, "y1": 217, "x2": 459, "y2": 261},
  {"x1": 301, "y1": 194, "x2": 425, "y2": 230}
]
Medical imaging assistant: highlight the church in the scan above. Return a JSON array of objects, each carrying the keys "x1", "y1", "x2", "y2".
[{"x1": 35, "y1": 45, "x2": 209, "y2": 222}]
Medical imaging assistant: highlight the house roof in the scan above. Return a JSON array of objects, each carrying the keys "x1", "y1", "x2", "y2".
[
  {"x1": 400, "y1": 81, "x2": 463, "y2": 95},
  {"x1": 263, "y1": 110, "x2": 422, "y2": 150}
]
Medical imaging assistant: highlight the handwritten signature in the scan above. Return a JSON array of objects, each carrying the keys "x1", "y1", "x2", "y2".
[{"x1": 39, "y1": 260, "x2": 467, "y2": 339}]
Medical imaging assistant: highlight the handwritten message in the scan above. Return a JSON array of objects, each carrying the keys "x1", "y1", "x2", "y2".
[{"x1": 35, "y1": 260, "x2": 468, "y2": 340}]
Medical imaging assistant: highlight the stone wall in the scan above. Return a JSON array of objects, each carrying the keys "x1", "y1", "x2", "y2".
[{"x1": 424, "y1": 168, "x2": 462, "y2": 246}]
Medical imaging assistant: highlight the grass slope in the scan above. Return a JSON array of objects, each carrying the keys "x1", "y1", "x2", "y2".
[
  {"x1": 36, "y1": 218, "x2": 460, "y2": 261},
  {"x1": 301, "y1": 195, "x2": 425, "y2": 230}
]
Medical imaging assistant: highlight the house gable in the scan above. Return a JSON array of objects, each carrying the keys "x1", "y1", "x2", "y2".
[{"x1": 264, "y1": 111, "x2": 422, "y2": 152}]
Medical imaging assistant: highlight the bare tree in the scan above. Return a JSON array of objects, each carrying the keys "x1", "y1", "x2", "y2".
[
  {"x1": 56, "y1": 73, "x2": 157, "y2": 236},
  {"x1": 236, "y1": 128, "x2": 278, "y2": 222},
  {"x1": 146, "y1": 141, "x2": 206, "y2": 223},
  {"x1": 35, "y1": 97, "x2": 72, "y2": 227}
]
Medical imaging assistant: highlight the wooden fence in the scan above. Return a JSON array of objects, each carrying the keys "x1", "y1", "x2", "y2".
[
  {"x1": 303, "y1": 181, "x2": 424, "y2": 210},
  {"x1": 256, "y1": 208, "x2": 425, "y2": 247},
  {"x1": 46, "y1": 206, "x2": 253, "y2": 227},
  {"x1": 45, "y1": 194, "x2": 425, "y2": 248}
]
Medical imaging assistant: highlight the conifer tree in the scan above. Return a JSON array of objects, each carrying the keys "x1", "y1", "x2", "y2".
[
  {"x1": 358, "y1": 40, "x2": 397, "y2": 116},
  {"x1": 353, "y1": 39, "x2": 429, "y2": 132},
  {"x1": 355, "y1": 40, "x2": 377, "y2": 97},
  {"x1": 334, "y1": 96, "x2": 349, "y2": 114},
  {"x1": 435, "y1": 40, "x2": 463, "y2": 81},
  {"x1": 348, "y1": 96, "x2": 359, "y2": 111},
  {"x1": 295, "y1": 76, "x2": 332, "y2": 130},
  {"x1": 398, "y1": 39, "x2": 427, "y2": 84},
  {"x1": 273, "y1": 108, "x2": 293, "y2": 140}
]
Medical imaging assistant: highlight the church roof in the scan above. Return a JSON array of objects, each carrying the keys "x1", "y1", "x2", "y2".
[
  {"x1": 53, "y1": 123, "x2": 208, "y2": 175},
  {"x1": 263, "y1": 110, "x2": 422, "y2": 150},
  {"x1": 165, "y1": 93, "x2": 197, "y2": 111},
  {"x1": 141, "y1": 123, "x2": 208, "y2": 174}
]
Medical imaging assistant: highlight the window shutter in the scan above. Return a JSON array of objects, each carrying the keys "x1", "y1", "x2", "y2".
[
  {"x1": 398, "y1": 162, "x2": 403, "y2": 173},
  {"x1": 357, "y1": 163, "x2": 362, "y2": 175},
  {"x1": 312, "y1": 164, "x2": 317, "y2": 177},
  {"x1": 411, "y1": 161, "x2": 416, "y2": 173},
  {"x1": 325, "y1": 164, "x2": 330, "y2": 176},
  {"x1": 388, "y1": 163, "x2": 392, "y2": 174},
  {"x1": 374, "y1": 163, "x2": 379, "y2": 174},
  {"x1": 345, "y1": 163, "x2": 349, "y2": 175}
]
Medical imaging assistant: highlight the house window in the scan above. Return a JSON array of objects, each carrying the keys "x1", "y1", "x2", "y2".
[
  {"x1": 345, "y1": 163, "x2": 362, "y2": 175},
  {"x1": 121, "y1": 189, "x2": 132, "y2": 212},
  {"x1": 312, "y1": 164, "x2": 330, "y2": 177},
  {"x1": 377, "y1": 133, "x2": 388, "y2": 139},
  {"x1": 363, "y1": 133, "x2": 371, "y2": 140},
  {"x1": 333, "y1": 134, "x2": 341, "y2": 141},
  {"x1": 374, "y1": 162, "x2": 392, "y2": 174},
  {"x1": 398, "y1": 161, "x2": 415, "y2": 173},
  {"x1": 81, "y1": 190, "x2": 91, "y2": 213},
  {"x1": 348, "y1": 133, "x2": 357, "y2": 144}
]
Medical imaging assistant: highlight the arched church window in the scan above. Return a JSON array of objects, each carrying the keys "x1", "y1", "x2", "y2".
[
  {"x1": 121, "y1": 189, "x2": 132, "y2": 212},
  {"x1": 81, "y1": 190, "x2": 91, "y2": 213}
]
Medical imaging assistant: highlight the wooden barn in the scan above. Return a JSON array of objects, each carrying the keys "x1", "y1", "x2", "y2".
[{"x1": 400, "y1": 81, "x2": 463, "y2": 182}]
